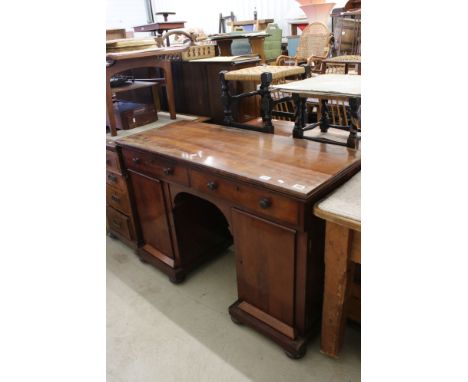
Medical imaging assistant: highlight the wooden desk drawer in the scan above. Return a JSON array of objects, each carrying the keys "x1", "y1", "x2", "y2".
[
  {"x1": 106, "y1": 170, "x2": 126, "y2": 191},
  {"x1": 107, "y1": 206, "x2": 132, "y2": 241},
  {"x1": 122, "y1": 148, "x2": 189, "y2": 186},
  {"x1": 107, "y1": 185, "x2": 131, "y2": 215},
  {"x1": 106, "y1": 150, "x2": 121, "y2": 174},
  {"x1": 190, "y1": 169, "x2": 299, "y2": 226}
]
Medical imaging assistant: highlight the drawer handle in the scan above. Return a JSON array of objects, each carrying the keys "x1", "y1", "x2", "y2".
[
  {"x1": 207, "y1": 181, "x2": 218, "y2": 191},
  {"x1": 107, "y1": 174, "x2": 118, "y2": 183},
  {"x1": 111, "y1": 195, "x2": 120, "y2": 203},
  {"x1": 163, "y1": 167, "x2": 174, "y2": 176},
  {"x1": 132, "y1": 157, "x2": 141, "y2": 164},
  {"x1": 259, "y1": 198, "x2": 272, "y2": 209}
]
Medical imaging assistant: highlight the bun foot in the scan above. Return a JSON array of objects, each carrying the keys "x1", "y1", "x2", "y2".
[
  {"x1": 230, "y1": 315, "x2": 243, "y2": 325},
  {"x1": 285, "y1": 346, "x2": 307, "y2": 360},
  {"x1": 169, "y1": 272, "x2": 186, "y2": 284}
]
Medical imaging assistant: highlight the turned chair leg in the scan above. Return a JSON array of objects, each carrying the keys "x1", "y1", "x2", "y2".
[{"x1": 219, "y1": 71, "x2": 234, "y2": 126}]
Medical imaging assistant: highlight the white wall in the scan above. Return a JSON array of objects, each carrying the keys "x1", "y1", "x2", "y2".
[{"x1": 107, "y1": 0, "x2": 350, "y2": 36}]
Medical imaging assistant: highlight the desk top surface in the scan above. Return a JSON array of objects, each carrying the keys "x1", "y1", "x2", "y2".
[
  {"x1": 117, "y1": 120, "x2": 360, "y2": 199},
  {"x1": 271, "y1": 74, "x2": 361, "y2": 98}
]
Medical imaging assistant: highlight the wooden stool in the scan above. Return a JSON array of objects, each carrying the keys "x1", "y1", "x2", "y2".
[
  {"x1": 219, "y1": 65, "x2": 309, "y2": 133},
  {"x1": 314, "y1": 172, "x2": 361, "y2": 358}
]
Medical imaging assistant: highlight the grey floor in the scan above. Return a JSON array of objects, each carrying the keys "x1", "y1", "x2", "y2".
[{"x1": 107, "y1": 237, "x2": 361, "y2": 382}]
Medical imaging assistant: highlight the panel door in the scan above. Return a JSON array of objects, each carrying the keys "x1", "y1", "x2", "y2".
[
  {"x1": 232, "y1": 208, "x2": 296, "y2": 327},
  {"x1": 128, "y1": 172, "x2": 173, "y2": 258}
]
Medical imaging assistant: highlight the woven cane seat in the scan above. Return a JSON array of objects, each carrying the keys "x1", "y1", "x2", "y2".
[
  {"x1": 325, "y1": 55, "x2": 361, "y2": 63},
  {"x1": 224, "y1": 65, "x2": 305, "y2": 82}
]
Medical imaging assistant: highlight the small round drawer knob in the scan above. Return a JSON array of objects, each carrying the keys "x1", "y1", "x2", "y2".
[
  {"x1": 259, "y1": 198, "x2": 272, "y2": 209},
  {"x1": 107, "y1": 174, "x2": 117, "y2": 183},
  {"x1": 207, "y1": 181, "x2": 218, "y2": 191},
  {"x1": 132, "y1": 157, "x2": 141, "y2": 163},
  {"x1": 163, "y1": 167, "x2": 174, "y2": 175}
]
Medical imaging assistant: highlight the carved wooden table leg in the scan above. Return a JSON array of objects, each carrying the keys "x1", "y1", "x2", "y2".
[
  {"x1": 292, "y1": 94, "x2": 304, "y2": 139},
  {"x1": 347, "y1": 97, "x2": 360, "y2": 149},
  {"x1": 219, "y1": 71, "x2": 233, "y2": 125},
  {"x1": 320, "y1": 222, "x2": 356, "y2": 358},
  {"x1": 259, "y1": 72, "x2": 274, "y2": 133},
  {"x1": 319, "y1": 98, "x2": 330, "y2": 133}
]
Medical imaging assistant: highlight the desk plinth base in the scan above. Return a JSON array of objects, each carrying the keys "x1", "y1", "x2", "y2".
[
  {"x1": 228, "y1": 300, "x2": 308, "y2": 359},
  {"x1": 136, "y1": 238, "x2": 233, "y2": 284}
]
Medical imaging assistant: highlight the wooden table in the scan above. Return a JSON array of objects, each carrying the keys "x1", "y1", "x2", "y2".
[
  {"x1": 133, "y1": 21, "x2": 186, "y2": 34},
  {"x1": 116, "y1": 120, "x2": 360, "y2": 358},
  {"x1": 209, "y1": 32, "x2": 270, "y2": 63},
  {"x1": 227, "y1": 19, "x2": 274, "y2": 32},
  {"x1": 271, "y1": 74, "x2": 361, "y2": 148},
  {"x1": 106, "y1": 47, "x2": 186, "y2": 136},
  {"x1": 314, "y1": 172, "x2": 361, "y2": 358}
]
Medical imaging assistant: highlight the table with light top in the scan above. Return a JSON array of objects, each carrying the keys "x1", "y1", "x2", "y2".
[
  {"x1": 209, "y1": 32, "x2": 270, "y2": 63},
  {"x1": 271, "y1": 74, "x2": 361, "y2": 148}
]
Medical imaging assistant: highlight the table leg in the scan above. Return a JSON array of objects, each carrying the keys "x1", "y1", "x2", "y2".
[
  {"x1": 292, "y1": 94, "x2": 304, "y2": 139},
  {"x1": 216, "y1": 39, "x2": 232, "y2": 56},
  {"x1": 219, "y1": 71, "x2": 233, "y2": 125},
  {"x1": 160, "y1": 61, "x2": 176, "y2": 119},
  {"x1": 249, "y1": 37, "x2": 266, "y2": 63},
  {"x1": 320, "y1": 222, "x2": 355, "y2": 358},
  {"x1": 260, "y1": 72, "x2": 274, "y2": 133},
  {"x1": 319, "y1": 99, "x2": 330, "y2": 133},
  {"x1": 347, "y1": 97, "x2": 360, "y2": 149},
  {"x1": 106, "y1": 73, "x2": 117, "y2": 137}
]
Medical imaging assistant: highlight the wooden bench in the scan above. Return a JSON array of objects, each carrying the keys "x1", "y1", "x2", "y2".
[{"x1": 314, "y1": 171, "x2": 361, "y2": 358}]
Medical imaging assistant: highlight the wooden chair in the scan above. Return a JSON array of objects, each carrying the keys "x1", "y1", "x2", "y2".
[
  {"x1": 276, "y1": 22, "x2": 333, "y2": 73},
  {"x1": 314, "y1": 172, "x2": 361, "y2": 358}
]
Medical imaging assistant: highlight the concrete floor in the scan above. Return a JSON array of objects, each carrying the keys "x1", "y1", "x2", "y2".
[{"x1": 107, "y1": 237, "x2": 361, "y2": 382}]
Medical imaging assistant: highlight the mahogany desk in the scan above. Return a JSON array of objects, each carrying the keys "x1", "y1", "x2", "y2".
[{"x1": 116, "y1": 120, "x2": 360, "y2": 358}]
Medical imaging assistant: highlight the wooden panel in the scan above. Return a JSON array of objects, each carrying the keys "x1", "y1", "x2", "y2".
[
  {"x1": 107, "y1": 206, "x2": 132, "y2": 241},
  {"x1": 122, "y1": 147, "x2": 189, "y2": 186},
  {"x1": 350, "y1": 230, "x2": 361, "y2": 263},
  {"x1": 106, "y1": 170, "x2": 126, "y2": 191},
  {"x1": 232, "y1": 209, "x2": 296, "y2": 328},
  {"x1": 191, "y1": 168, "x2": 299, "y2": 226},
  {"x1": 106, "y1": 185, "x2": 131, "y2": 215},
  {"x1": 128, "y1": 172, "x2": 173, "y2": 258},
  {"x1": 106, "y1": 150, "x2": 121, "y2": 174}
]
